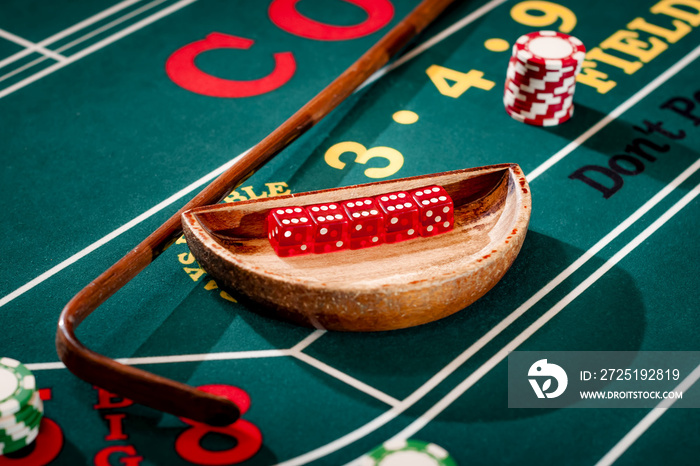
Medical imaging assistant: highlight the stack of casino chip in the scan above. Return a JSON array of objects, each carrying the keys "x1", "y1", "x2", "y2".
[
  {"x1": 0, "y1": 358, "x2": 42, "y2": 455},
  {"x1": 504, "y1": 30, "x2": 586, "y2": 126},
  {"x1": 357, "y1": 438, "x2": 457, "y2": 465}
]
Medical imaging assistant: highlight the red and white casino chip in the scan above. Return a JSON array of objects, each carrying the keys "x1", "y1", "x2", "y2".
[
  {"x1": 504, "y1": 97, "x2": 572, "y2": 118},
  {"x1": 507, "y1": 58, "x2": 578, "y2": 83},
  {"x1": 505, "y1": 94, "x2": 573, "y2": 114},
  {"x1": 508, "y1": 57, "x2": 579, "y2": 78},
  {"x1": 504, "y1": 87, "x2": 565, "y2": 106},
  {"x1": 503, "y1": 30, "x2": 585, "y2": 126},
  {"x1": 512, "y1": 30, "x2": 586, "y2": 70},
  {"x1": 505, "y1": 77, "x2": 575, "y2": 100},
  {"x1": 505, "y1": 104, "x2": 574, "y2": 127},
  {"x1": 509, "y1": 73, "x2": 577, "y2": 93},
  {"x1": 503, "y1": 90, "x2": 574, "y2": 122}
]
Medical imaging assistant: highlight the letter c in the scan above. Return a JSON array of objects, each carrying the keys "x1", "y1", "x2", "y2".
[{"x1": 166, "y1": 33, "x2": 296, "y2": 98}]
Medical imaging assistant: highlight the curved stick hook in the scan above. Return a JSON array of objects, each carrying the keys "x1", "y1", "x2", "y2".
[
  {"x1": 56, "y1": 0, "x2": 455, "y2": 426},
  {"x1": 57, "y1": 221, "x2": 242, "y2": 426}
]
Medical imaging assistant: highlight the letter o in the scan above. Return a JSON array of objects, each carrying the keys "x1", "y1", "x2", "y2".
[
  {"x1": 269, "y1": 0, "x2": 394, "y2": 41},
  {"x1": 609, "y1": 154, "x2": 644, "y2": 175}
]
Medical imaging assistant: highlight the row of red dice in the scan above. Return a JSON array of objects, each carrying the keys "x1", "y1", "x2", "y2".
[{"x1": 267, "y1": 185, "x2": 454, "y2": 257}]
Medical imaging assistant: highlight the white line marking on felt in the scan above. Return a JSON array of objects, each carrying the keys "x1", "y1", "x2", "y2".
[
  {"x1": 595, "y1": 363, "x2": 700, "y2": 466},
  {"x1": 26, "y1": 343, "x2": 399, "y2": 407},
  {"x1": 0, "y1": 46, "x2": 35, "y2": 71},
  {"x1": 37, "y1": 0, "x2": 146, "y2": 46},
  {"x1": 0, "y1": 149, "x2": 248, "y2": 309},
  {"x1": 290, "y1": 330, "x2": 327, "y2": 352},
  {"x1": 291, "y1": 352, "x2": 400, "y2": 407},
  {"x1": 0, "y1": 0, "x2": 172, "y2": 85},
  {"x1": 0, "y1": 0, "x2": 144, "y2": 71},
  {"x1": 390, "y1": 182, "x2": 700, "y2": 443},
  {"x1": 527, "y1": 43, "x2": 700, "y2": 182},
  {"x1": 23, "y1": 362, "x2": 67, "y2": 371},
  {"x1": 292, "y1": 330, "x2": 399, "y2": 406},
  {"x1": 25, "y1": 349, "x2": 289, "y2": 371},
  {"x1": 0, "y1": 0, "x2": 197, "y2": 100},
  {"x1": 0, "y1": 56, "x2": 49, "y2": 85},
  {"x1": 0, "y1": 29, "x2": 67, "y2": 63},
  {"x1": 359, "y1": 0, "x2": 509, "y2": 90},
  {"x1": 115, "y1": 349, "x2": 288, "y2": 365},
  {"x1": 276, "y1": 163, "x2": 700, "y2": 465},
  {"x1": 53, "y1": 0, "x2": 172, "y2": 55},
  {"x1": 0, "y1": 0, "x2": 172, "y2": 86}
]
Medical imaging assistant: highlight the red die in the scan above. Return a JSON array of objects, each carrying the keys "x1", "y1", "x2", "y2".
[
  {"x1": 342, "y1": 198, "x2": 385, "y2": 249},
  {"x1": 409, "y1": 185, "x2": 454, "y2": 237},
  {"x1": 306, "y1": 202, "x2": 350, "y2": 253},
  {"x1": 267, "y1": 206, "x2": 314, "y2": 257},
  {"x1": 375, "y1": 191, "x2": 419, "y2": 243}
]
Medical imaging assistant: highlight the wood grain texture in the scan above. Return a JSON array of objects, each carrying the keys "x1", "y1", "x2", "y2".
[
  {"x1": 55, "y1": 0, "x2": 459, "y2": 426},
  {"x1": 183, "y1": 164, "x2": 531, "y2": 331}
]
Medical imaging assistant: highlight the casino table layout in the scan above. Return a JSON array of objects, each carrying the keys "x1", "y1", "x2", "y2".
[{"x1": 1, "y1": 0, "x2": 699, "y2": 464}]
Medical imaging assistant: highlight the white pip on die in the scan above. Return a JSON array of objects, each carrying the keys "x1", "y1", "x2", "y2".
[{"x1": 409, "y1": 185, "x2": 454, "y2": 237}]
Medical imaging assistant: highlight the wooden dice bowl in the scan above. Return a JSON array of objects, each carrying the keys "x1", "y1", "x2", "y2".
[{"x1": 182, "y1": 164, "x2": 531, "y2": 331}]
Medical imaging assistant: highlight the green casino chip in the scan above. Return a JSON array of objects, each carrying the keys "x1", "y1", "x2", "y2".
[
  {"x1": 0, "y1": 405, "x2": 42, "y2": 439},
  {"x1": 0, "y1": 421, "x2": 34, "y2": 444},
  {"x1": 0, "y1": 423, "x2": 40, "y2": 455},
  {"x1": 0, "y1": 409, "x2": 42, "y2": 449},
  {"x1": 0, "y1": 391, "x2": 43, "y2": 429},
  {"x1": 0, "y1": 358, "x2": 36, "y2": 417},
  {"x1": 360, "y1": 438, "x2": 457, "y2": 466}
]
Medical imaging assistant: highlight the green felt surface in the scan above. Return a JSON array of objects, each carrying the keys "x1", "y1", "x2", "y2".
[{"x1": 1, "y1": 0, "x2": 698, "y2": 464}]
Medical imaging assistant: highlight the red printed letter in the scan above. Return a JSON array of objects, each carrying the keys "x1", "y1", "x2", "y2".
[
  {"x1": 269, "y1": 0, "x2": 394, "y2": 41},
  {"x1": 93, "y1": 386, "x2": 133, "y2": 409},
  {"x1": 104, "y1": 413, "x2": 128, "y2": 441},
  {"x1": 94, "y1": 446, "x2": 142, "y2": 466},
  {"x1": 166, "y1": 33, "x2": 296, "y2": 98}
]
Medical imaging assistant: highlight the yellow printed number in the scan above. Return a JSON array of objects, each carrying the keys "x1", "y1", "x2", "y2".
[
  {"x1": 426, "y1": 65, "x2": 495, "y2": 98},
  {"x1": 324, "y1": 141, "x2": 403, "y2": 179},
  {"x1": 510, "y1": 1, "x2": 577, "y2": 33}
]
